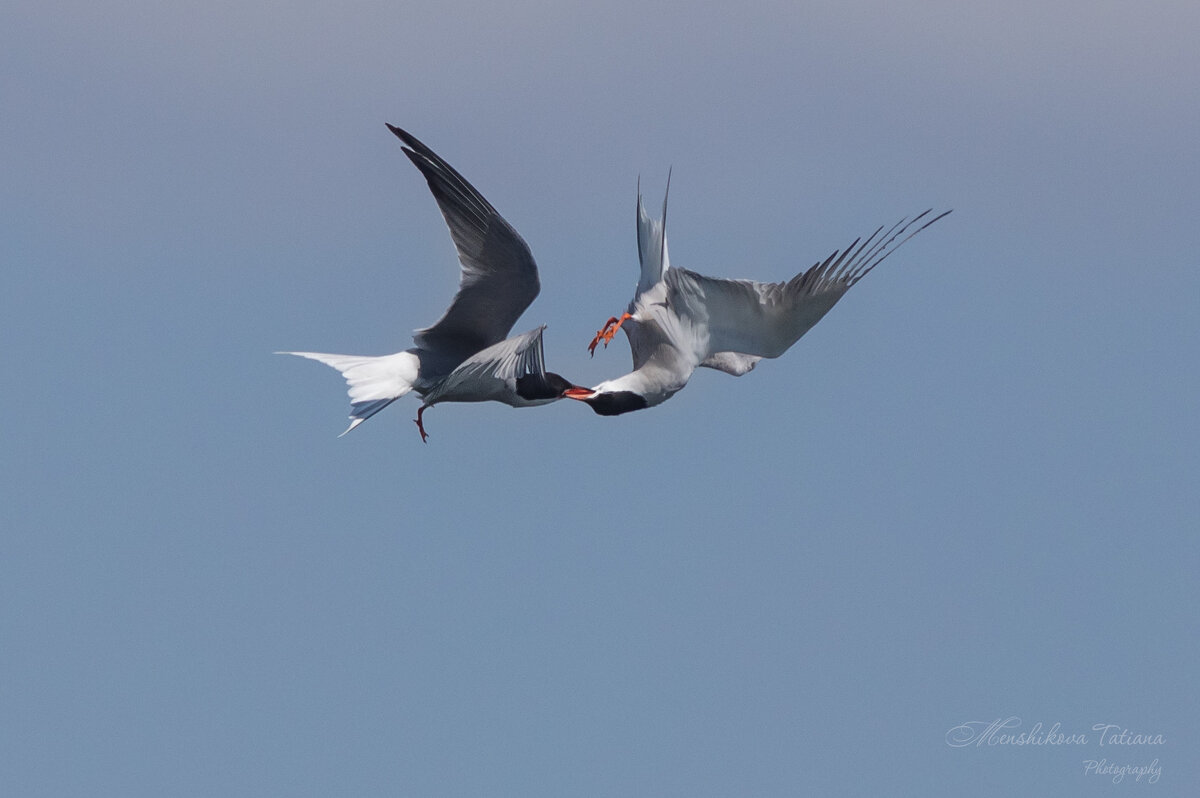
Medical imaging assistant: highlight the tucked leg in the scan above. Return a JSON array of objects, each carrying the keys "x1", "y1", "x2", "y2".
[{"x1": 414, "y1": 405, "x2": 430, "y2": 443}]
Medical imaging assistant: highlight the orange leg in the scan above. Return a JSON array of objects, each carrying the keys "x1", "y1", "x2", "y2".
[
  {"x1": 414, "y1": 405, "x2": 430, "y2": 443},
  {"x1": 587, "y1": 312, "x2": 633, "y2": 356},
  {"x1": 587, "y1": 317, "x2": 619, "y2": 356}
]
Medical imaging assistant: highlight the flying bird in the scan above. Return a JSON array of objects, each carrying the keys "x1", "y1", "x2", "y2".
[
  {"x1": 565, "y1": 178, "x2": 950, "y2": 415},
  {"x1": 281, "y1": 126, "x2": 580, "y2": 441}
]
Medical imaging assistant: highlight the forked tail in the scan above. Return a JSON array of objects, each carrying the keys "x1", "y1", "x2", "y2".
[
  {"x1": 278, "y1": 350, "x2": 420, "y2": 435},
  {"x1": 635, "y1": 171, "x2": 672, "y2": 296}
]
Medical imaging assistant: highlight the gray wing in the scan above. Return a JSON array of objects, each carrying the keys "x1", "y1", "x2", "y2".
[
  {"x1": 666, "y1": 210, "x2": 951, "y2": 360},
  {"x1": 420, "y1": 326, "x2": 552, "y2": 407},
  {"x1": 388, "y1": 125, "x2": 540, "y2": 360}
]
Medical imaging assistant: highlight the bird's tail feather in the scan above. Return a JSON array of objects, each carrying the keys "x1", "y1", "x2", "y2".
[
  {"x1": 278, "y1": 350, "x2": 420, "y2": 435},
  {"x1": 635, "y1": 171, "x2": 671, "y2": 296}
]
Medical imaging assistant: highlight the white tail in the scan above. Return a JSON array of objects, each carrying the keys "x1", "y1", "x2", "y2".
[
  {"x1": 635, "y1": 171, "x2": 671, "y2": 296},
  {"x1": 279, "y1": 350, "x2": 420, "y2": 435}
]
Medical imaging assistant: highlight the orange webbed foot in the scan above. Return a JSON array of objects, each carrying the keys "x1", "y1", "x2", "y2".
[{"x1": 587, "y1": 313, "x2": 632, "y2": 356}]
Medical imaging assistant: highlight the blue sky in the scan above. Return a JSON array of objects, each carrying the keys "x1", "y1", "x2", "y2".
[{"x1": 3, "y1": 1, "x2": 1197, "y2": 795}]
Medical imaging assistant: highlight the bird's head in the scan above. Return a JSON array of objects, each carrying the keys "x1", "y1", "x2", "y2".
[
  {"x1": 563, "y1": 386, "x2": 649, "y2": 416},
  {"x1": 516, "y1": 372, "x2": 589, "y2": 403}
]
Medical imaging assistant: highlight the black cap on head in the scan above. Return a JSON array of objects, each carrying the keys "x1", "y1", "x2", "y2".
[
  {"x1": 516, "y1": 372, "x2": 578, "y2": 401},
  {"x1": 582, "y1": 390, "x2": 648, "y2": 416}
]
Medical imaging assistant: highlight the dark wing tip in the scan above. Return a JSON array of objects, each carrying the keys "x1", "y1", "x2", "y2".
[{"x1": 385, "y1": 124, "x2": 431, "y2": 158}]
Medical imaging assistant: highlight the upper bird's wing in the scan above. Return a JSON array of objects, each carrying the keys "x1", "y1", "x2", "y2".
[
  {"x1": 388, "y1": 125, "x2": 540, "y2": 360},
  {"x1": 420, "y1": 325, "x2": 553, "y2": 407},
  {"x1": 665, "y1": 210, "x2": 951, "y2": 360}
]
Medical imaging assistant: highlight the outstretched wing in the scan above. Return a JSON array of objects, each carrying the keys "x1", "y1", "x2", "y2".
[
  {"x1": 666, "y1": 210, "x2": 951, "y2": 360},
  {"x1": 388, "y1": 125, "x2": 540, "y2": 359},
  {"x1": 420, "y1": 325, "x2": 555, "y2": 407}
]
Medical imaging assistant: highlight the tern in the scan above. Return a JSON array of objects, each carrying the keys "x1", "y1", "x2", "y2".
[
  {"x1": 281, "y1": 126, "x2": 581, "y2": 441},
  {"x1": 566, "y1": 178, "x2": 950, "y2": 415}
]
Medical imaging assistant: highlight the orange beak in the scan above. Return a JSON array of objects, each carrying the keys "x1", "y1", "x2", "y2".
[{"x1": 563, "y1": 387, "x2": 596, "y2": 401}]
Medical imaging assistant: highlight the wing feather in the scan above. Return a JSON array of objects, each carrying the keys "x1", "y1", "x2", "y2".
[
  {"x1": 665, "y1": 210, "x2": 951, "y2": 360},
  {"x1": 420, "y1": 326, "x2": 550, "y2": 406},
  {"x1": 387, "y1": 125, "x2": 540, "y2": 359}
]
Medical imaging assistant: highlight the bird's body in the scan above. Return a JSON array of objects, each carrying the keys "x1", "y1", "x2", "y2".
[
  {"x1": 568, "y1": 180, "x2": 950, "y2": 415},
  {"x1": 281, "y1": 126, "x2": 578, "y2": 440}
]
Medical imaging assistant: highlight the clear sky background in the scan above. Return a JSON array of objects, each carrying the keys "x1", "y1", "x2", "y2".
[{"x1": 3, "y1": 1, "x2": 1197, "y2": 795}]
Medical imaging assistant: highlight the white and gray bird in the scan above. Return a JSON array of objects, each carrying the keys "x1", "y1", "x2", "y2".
[
  {"x1": 565, "y1": 178, "x2": 950, "y2": 415},
  {"x1": 281, "y1": 126, "x2": 580, "y2": 441}
]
